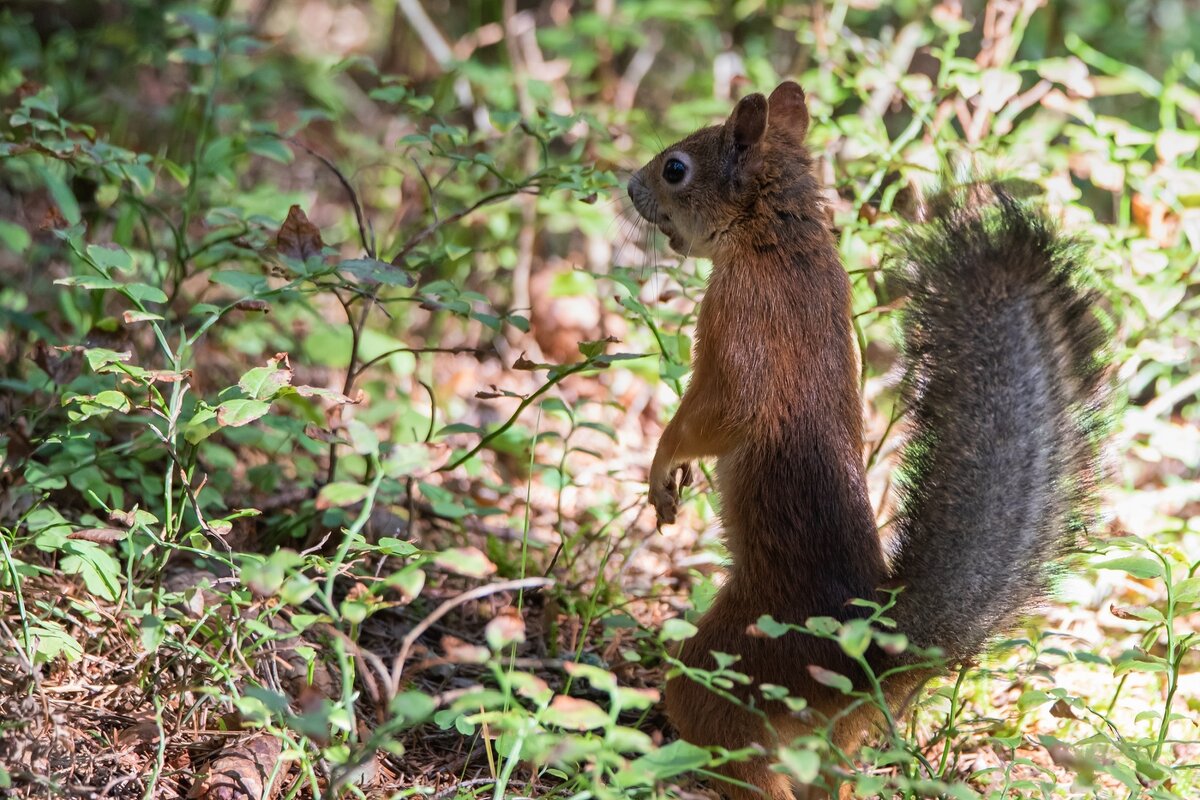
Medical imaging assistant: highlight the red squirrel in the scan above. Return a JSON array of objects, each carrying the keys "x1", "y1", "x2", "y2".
[{"x1": 627, "y1": 82, "x2": 1107, "y2": 799}]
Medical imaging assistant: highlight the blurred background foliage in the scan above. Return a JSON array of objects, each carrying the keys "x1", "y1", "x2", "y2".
[{"x1": 1, "y1": 0, "x2": 1199, "y2": 798}]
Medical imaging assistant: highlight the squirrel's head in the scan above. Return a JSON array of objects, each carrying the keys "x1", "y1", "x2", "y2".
[{"x1": 627, "y1": 81, "x2": 813, "y2": 260}]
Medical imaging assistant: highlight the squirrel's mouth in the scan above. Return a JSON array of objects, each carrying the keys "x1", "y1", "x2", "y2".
[
  {"x1": 626, "y1": 178, "x2": 687, "y2": 252},
  {"x1": 655, "y1": 213, "x2": 677, "y2": 237},
  {"x1": 655, "y1": 215, "x2": 686, "y2": 252}
]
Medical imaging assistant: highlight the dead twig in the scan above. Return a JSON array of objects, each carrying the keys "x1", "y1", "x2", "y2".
[{"x1": 389, "y1": 577, "x2": 553, "y2": 695}]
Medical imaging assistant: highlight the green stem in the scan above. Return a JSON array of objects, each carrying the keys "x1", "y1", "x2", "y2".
[{"x1": 441, "y1": 361, "x2": 590, "y2": 472}]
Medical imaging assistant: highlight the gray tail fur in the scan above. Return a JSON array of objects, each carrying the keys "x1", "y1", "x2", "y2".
[{"x1": 885, "y1": 183, "x2": 1109, "y2": 662}]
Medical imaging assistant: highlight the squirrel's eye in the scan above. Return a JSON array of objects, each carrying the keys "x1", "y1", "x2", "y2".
[{"x1": 662, "y1": 158, "x2": 688, "y2": 185}]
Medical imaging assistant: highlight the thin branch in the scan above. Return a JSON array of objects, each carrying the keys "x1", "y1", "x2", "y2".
[
  {"x1": 353, "y1": 345, "x2": 483, "y2": 383},
  {"x1": 439, "y1": 361, "x2": 590, "y2": 473},
  {"x1": 279, "y1": 134, "x2": 375, "y2": 259},
  {"x1": 389, "y1": 186, "x2": 533, "y2": 266},
  {"x1": 325, "y1": 288, "x2": 357, "y2": 484},
  {"x1": 390, "y1": 577, "x2": 553, "y2": 695}
]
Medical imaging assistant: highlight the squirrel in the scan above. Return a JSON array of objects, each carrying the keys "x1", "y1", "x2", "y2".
[{"x1": 626, "y1": 81, "x2": 1107, "y2": 800}]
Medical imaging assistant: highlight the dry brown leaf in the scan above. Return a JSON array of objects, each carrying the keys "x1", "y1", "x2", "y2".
[
  {"x1": 1132, "y1": 192, "x2": 1179, "y2": 248},
  {"x1": 68, "y1": 527, "x2": 127, "y2": 544},
  {"x1": 276, "y1": 204, "x2": 324, "y2": 261},
  {"x1": 512, "y1": 353, "x2": 540, "y2": 370},
  {"x1": 441, "y1": 635, "x2": 490, "y2": 664},
  {"x1": 117, "y1": 720, "x2": 162, "y2": 749},
  {"x1": 1050, "y1": 699, "x2": 1080, "y2": 720},
  {"x1": 39, "y1": 205, "x2": 68, "y2": 231},
  {"x1": 29, "y1": 340, "x2": 82, "y2": 384},
  {"x1": 188, "y1": 733, "x2": 284, "y2": 800},
  {"x1": 485, "y1": 610, "x2": 526, "y2": 649}
]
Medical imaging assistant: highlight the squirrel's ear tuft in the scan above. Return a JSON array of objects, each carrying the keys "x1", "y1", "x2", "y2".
[
  {"x1": 729, "y1": 92, "x2": 768, "y2": 149},
  {"x1": 768, "y1": 81, "x2": 809, "y2": 140}
]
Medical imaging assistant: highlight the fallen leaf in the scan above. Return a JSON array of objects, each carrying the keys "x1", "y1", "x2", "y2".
[
  {"x1": 188, "y1": 733, "x2": 284, "y2": 800},
  {"x1": 485, "y1": 611, "x2": 526, "y2": 650},
  {"x1": 441, "y1": 635, "x2": 489, "y2": 664}
]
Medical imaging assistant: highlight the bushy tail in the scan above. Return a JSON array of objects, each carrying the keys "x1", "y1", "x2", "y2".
[{"x1": 885, "y1": 183, "x2": 1109, "y2": 662}]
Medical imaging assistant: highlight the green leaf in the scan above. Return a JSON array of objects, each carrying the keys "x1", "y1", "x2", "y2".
[
  {"x1": 776, "y1": 747, "x2": 820, "y2": 784},
  {"x1": 37, "y1": 165, "x2": 81, "y2": 225},
  {"x1": 140, "y1": 614, "x2": 166, "y2": 653},
  {"x1": 660, "y1": 618, "x2": 698, "y2": 641},
  {"x1": 383, "y1": 444, "x2": 432, "y2": 479},
  {"x1": 1095, "y1": 556, "x2": 1162, "y2": 580},
  {"x1": 1113, "y1": 653, "x2": 1168, "y2": 675},
  {"x1": 564, "y1": 661, "x2": 618, "y2": 693},
  {"x1": 183, "y1": 408, "x2": 218, "y2": 444},
  {"x1": 211, "y1": 271, "x2": 269, "y2": 293},
  {"x1": 621, "y1": 739, "x2": 710, "y2": 784},
  {"x1": 160, "y1": 158, "x2": 190, "y2": 187},
  {"x1": 345, "y1": 419, "x2": 379, "y2": 456},
  {"x1": 377, "y1": 537, "x2": 419, "y2": 557},
  {"x1": 316, "y1": 482, "x2": 370, "y2": 509},
  {"x1": 438, "y1": 422, "x2": 484, "y2": 436},
  {"x1": 1172, "y1": 577, "x2": 1200, "y2": 604},
  {"x1": 754, "y1": 614, "x2": 793, "y2": 638},
  {"x1": 239, "y1": 363, "x2": 293, "y2": 401},
  {"x1": 490, "y1": 110, "x2": 522, "y2": 131},
  {"x1": 392, "y1": 691, "x2": 435, "y2": 725},
  {"x1": 247, "y1": 136, "x2": 294, "y2": 164},
  {"x1": 84, "y1": 348, "x2": 131, "y2": 371},
  {"x1": 280, "y1": 575, "x2": 316, "y2": 606},
  {"x1": 340, "y1": 597, "x2": 369, "y2": 624},
  {"x1": 432, "y1": 546, "x2": 495, "y2": 578},
  {"x1": 370, "y1": 85, "x2": 409, "y2": 103},
  {"x1": 838, "y1": 619, "x2": 872, "y2": 659},
  {"x1": 216, "y1": 399, "x2": 272, "y2": 427},
  {"x1": 55, "y1": 275, "x2": 121, "y2": 291},
  {"x1": 124, "y1": 283, "x2": 169, "y2": 304},
  {"x1": 388, "y1": 565, "x2": 425, "y2": 602},
  {"x1": 542, "y1": 695, "x2": 609, "y2": 731},
  {"x1": 578, "y1": 338, "x2": 610, "y2": 358},
  {"x1": 806, "y1": 665, "x2": 853, "y2": 694},
  {"x1": 86, "y1": 244, "x2": 133, "y2": 271},
  {"x1": 60, "y1": 541, "x2": 121, "y2": 602},
  {"x1": 66, "y1": 390, "x2": 131, "y2": 422},
  {"x1": 170, "y1": 46, "x2": 215, "y2": 65},
  {"x1": 0, "y1": 220, "x2": 31, "y2": 254},
  {"x1": 338, "y1": 258, "x2": 415, "y2": 287},
  {"x1": 606, "y1": 726, "x2": 654, "y2": 754},
  {"x1": 20, "y1": 621, "x2": 83, "y2": 665},
  {"x1": 1017, "y1": 689, "x2": 1052, "y2": 710}
]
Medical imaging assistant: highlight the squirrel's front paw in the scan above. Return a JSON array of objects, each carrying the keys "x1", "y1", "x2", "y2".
[{"x1": 650, "y1": 464, "x2": 692, "y2": 527}]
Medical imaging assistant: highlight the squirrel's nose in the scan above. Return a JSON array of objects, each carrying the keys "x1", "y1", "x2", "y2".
[{"x1": 627, "y1": 174, "x2": 652, "y2": 220}]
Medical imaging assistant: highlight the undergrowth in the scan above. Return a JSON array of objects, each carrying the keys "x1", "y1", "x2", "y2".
[{"x1": 1, "y1": 1, "x2": 1199, "y2": 798}]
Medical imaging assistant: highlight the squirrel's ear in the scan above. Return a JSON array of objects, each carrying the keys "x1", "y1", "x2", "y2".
[
  {"x1": 768, "y1": 81, "x2": 810, "y2": 141},
  {"x1": 729, "y1": 92, "x2": 768, "y2": 149}
]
